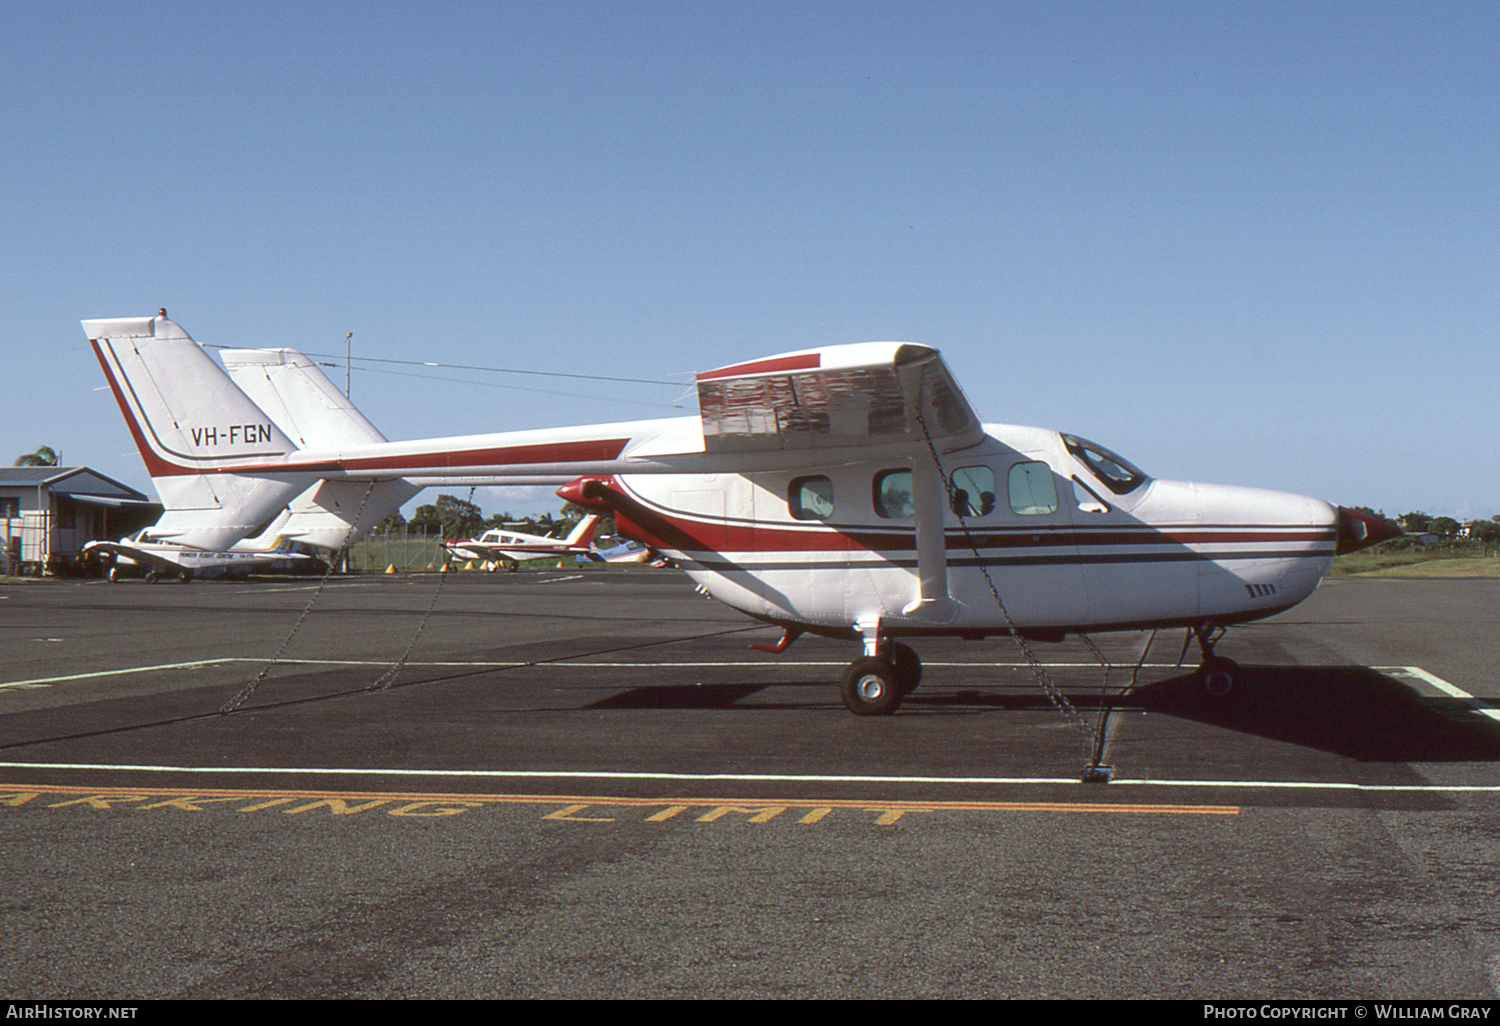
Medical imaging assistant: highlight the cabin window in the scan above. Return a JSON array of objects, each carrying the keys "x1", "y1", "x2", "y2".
[
  {"x1": 789, "y1": 476, "x2": 835, "y2": 520},
  {"x1": 0, "y1": 498, "x2": 17, "y2": 518},
  {"x1": 949, "y1": 466, "x2": 996, "y2": 517},
  {"x1": 1008, "y1": 461, "x2": 1058, "y2": 515},
  {"x1": 873, "y1": 469, "x2": 913, "y2": 519}
]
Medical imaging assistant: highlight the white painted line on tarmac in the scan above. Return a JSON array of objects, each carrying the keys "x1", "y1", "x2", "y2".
[
  {"x1": 3, "y1": 760, "x2": 1500, "y2": 793},
  {"x1": 1378, "y1": 666, "x2": 1500, "y2": 725},
  {"x1": 0, "y1": 659, "x2": 245, "y2": 689}
]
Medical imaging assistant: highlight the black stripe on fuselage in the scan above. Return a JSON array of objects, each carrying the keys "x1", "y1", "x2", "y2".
[{"x1": 676, "y1": 547, "x2": 1333, "y2": 573}]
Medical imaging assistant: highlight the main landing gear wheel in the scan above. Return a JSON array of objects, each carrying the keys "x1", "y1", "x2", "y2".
[
  {"x1": 890, "y1": 642, "x2": 922, "y2": 695},
  {"x1": 840, "y1": 657, "x2": 904, "y2": 716}
]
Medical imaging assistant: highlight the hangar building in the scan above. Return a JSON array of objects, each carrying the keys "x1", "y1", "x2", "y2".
[{"x1": 0, "y1": 467, "x2": 160, "y2": 575}]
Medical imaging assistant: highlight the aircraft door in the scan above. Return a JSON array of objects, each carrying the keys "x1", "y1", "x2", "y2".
[
  {"x1": 708, "y1": 473, "x2": 807, "y2": 624},
  {"x1": 955, "y1": 457, "x2": 1088, "y2": 629}
]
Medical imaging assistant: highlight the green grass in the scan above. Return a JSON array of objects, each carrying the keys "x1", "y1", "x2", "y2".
[{"x1": 1330, "y1": 545, "x2": 1500, "y2": 577}]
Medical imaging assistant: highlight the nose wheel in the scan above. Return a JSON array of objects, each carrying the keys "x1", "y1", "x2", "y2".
[{"x1": 1185, "y1": 624, "x2": 1240, "y2": 696}]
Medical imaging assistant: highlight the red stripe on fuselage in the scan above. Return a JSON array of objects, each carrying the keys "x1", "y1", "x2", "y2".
[{"x1": 599, "y1": 482, "x2": 1333, "y2": 555}]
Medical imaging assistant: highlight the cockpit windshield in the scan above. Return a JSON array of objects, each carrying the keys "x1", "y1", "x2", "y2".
[{"x1": 1061, "y1": 434, "x2": 1149, "y2": 495}]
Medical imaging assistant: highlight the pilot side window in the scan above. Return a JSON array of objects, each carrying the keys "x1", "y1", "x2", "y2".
[
  {"x1": 873, "y1": 469, "x2": 913, "y2": 519},
  {"x1": 789, "y1": 476, "x2": 835, "y2": 521},
  {"x1": 1008, "y1": 461, "x2": 1059, "y2": 515},
  {"x1": 949, "y1": 465, "x2": 996, "y2": 517}
]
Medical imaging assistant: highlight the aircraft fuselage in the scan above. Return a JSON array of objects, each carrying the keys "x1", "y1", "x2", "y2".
[{"x1": 572, "y1": 421, "x2": 1339, "y2": 640}]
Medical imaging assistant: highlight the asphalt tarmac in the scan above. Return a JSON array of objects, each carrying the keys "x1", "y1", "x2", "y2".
[{"x1": 3, "y1": 568, "x2": 1498, "y2": 999}]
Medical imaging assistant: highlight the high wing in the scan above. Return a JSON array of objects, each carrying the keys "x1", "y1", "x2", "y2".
[{"x1": 695, "y1": 342, "x2": 984, "y2": 455}]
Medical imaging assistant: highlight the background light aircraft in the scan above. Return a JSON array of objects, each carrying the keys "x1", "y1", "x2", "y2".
[
  {"x1": 444, "y1": 515, "x2": 602, "y2": 571},
  {"x1": 86, "y1": 313, "x2": 1400, "y2": 716},
  {"x1": 83, "y1": 525, "x2": 325, "y2": 582},
  {"x1": 587, "y1": 537, "x2": 670, "y2": 567}
]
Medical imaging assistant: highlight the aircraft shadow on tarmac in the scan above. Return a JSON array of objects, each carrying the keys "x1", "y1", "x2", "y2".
[
  {"x1": 1120, "y1": 667, "x2": 1500, "y2": 763},
  {"x1": 592, "y1": 667, "x2": 1500, "y2": 763}
]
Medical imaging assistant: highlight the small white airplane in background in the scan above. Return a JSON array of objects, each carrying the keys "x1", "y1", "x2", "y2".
[
  {"x1": 444, "y1": 515, "x2": 602, "y2": 571},
  {"x1": 83, "y1": 525, "x2": 326, "y2": 582},
  {"x1": 587, "y1": 537, "x2": 671, "y2": 567},
  {"x1": 85, "y1": 312, "x2": 1401, "y2": 720}
]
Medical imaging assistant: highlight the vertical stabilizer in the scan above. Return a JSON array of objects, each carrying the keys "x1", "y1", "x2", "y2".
[
  {"x1": 563, "y1": 513, "x2": 602, "y2": 548},
  {"x1": 84, "y1": 313, "x2": 307, "y2": 549},
  {"x1": 222, "y1": 347, "x2": 419, "y2": 546},
  {"x1": 221, "y1": 348, "x2": 388, "y2": 448}
]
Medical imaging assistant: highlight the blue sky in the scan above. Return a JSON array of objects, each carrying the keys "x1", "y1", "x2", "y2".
[{"x1": 4, "y1": 0, "x2": 1496, "y2": 522}]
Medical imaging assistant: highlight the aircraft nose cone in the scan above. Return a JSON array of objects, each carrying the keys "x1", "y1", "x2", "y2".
[{"x1": 1334, "y1": 506, "x2": 1403, "y2": 554}]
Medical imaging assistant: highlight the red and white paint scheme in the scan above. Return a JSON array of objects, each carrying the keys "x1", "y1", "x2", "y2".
[
  {"x1": 85, "y1": 313, "x2": 1399, "y2": 714},
  {"x1": 444, "y1": 515, "x2": 602, "y2": 571}
]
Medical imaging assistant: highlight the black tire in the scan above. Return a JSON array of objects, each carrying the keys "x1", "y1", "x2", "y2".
[
  {"x1": 840, "y1": 657, "x2": 904, "y2": 716},
  {"x1": 1199, "y1": 656, "x2": 1240, "y2": 697},
  {"x1": 890, "y1": 643, "x2": 922, "y2": 694}
]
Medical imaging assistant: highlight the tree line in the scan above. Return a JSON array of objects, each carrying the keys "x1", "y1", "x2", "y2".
[
  {"x1": 373, "y1": 493, "x2": 609, "y2": 540},
  {"x1": 1353, "y1": 508, "x2": 1500, "y2": 545}
]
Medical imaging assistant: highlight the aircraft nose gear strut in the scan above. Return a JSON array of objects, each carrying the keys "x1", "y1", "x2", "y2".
[{"x1": 1180, "y1": 622, "x2": 1240, "y2": 697}]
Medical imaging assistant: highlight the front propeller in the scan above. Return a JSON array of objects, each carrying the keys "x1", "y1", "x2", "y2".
[{"x1": 1334, "y1": 507, "x2": 1404, "y2": 554}]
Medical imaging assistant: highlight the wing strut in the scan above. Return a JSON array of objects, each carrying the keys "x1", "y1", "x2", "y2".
[{"x1": 897, "y1": 358, "x2": 957, "y2": 622}]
